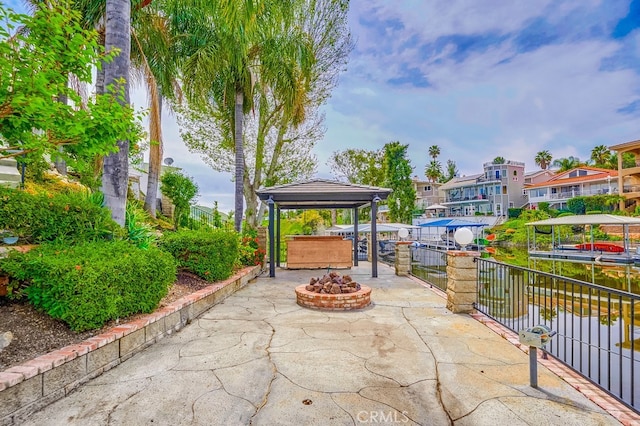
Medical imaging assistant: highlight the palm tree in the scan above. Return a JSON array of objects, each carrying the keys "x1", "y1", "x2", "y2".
[
  {"x1": 428, "y1": 145, "x2": 440, "y2": 161},
  {"x1": 493, "y1": 156, "x2": 505, "y2": 164},
  {"x1": 534, "y1": 150, "x2": 552, "y2": 170},
  {"x1": 590, "y1": 145, "x2": 610, "y2": 168},
  {"x1": 425, "y1": 160, "x2": 442, "y2": 183},
  {"x1": 130, "y1": 3, "x2": 182, "y2": 217},
  {"x1": 102, "y1": 0, "x2": 131, "y2": 225},
  {"x1": 552, "y1": 156, "x2": 583, "y2": 172},
  {"x1": 178, "y1": 0, "x2": 312, "y2": 232}
]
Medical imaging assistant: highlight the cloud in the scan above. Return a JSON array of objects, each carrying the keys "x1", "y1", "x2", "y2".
[{"x1": 321, "y1": 0, "x2": 640, "y2": 178}]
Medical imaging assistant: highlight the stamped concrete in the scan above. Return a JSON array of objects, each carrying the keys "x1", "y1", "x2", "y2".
[{"x1": 21, "y1": 264, "x2": 622, "y2": 425}]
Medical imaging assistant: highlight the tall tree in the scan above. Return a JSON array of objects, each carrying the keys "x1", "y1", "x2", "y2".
[
  {"x1": 329, "y1": 148, "x2": 385, "y2": 186},
  {"x1": 428, "y1": 145, "x2": 440, "y2": 161},
  {"x1": 492, "y1": 156, "x2": 505, "y2": 164},
  {"x1": 177, "y1": 0, "x2": 312, "y2": 232},
  {"x1": 383, "y1": 141, "x2": 415, "y2": 224},
  {"x1": 425, "y1": 160, "x2": 442, "y2": 183},
  {"x1": 442, "y1": 159, "x2": 459, "y2": 182},
  {"x1": 534, "y1": 150, "x2": 552, "y2": 170},
  {"x1": 552, "y1": 156, "x2": 583, "y2": 172},
  {"x1": 130, "y1": 2, "x2": 182, "y2": 217},
  {"x1": 590, "y1": 145, "x2": 610, "y2": 168},
  {"x1": 0, "y1": 1, "x2": 139, "y2": 168},
  {"x1": 101, "y1": 0, "x2": 131, "y2": 225}
]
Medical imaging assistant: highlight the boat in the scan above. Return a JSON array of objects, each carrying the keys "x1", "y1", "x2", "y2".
[{"x1": 575, "y1": 243, "x2": 625, "y2": 253}]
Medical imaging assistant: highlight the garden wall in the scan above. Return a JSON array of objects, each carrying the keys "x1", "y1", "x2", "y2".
[{"x1": 0, "y1": 265, "x2": 262, "y2": 425}]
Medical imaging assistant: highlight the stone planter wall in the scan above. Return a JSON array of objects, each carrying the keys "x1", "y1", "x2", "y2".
[{"x1": 0, "y1": 265, "x2": 262, "y2": 425}]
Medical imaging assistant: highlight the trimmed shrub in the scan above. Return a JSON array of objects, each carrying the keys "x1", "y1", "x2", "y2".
[
  {"x1": 567, "y1": 197, "x2": 586, "y2": 215},
  {"x1": 159, "y1": 229, "x2": 238, "y2": 281},
  {"x1": 0, "y1": 241, "x2": 176, "y2": 331},
  {"x1": 0, "y1": 186, "x2": 122, "y2": 243},
  {"x1": 508, "y1": 208, "x2": 523, "y2": 218}
]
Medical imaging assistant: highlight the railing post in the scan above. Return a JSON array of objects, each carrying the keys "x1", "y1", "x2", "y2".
[
  {"x1": 394, "y1": 242, "x2": 412, "y2": 276},
  {"x1": 445, "y1": 251, "x2": 480, "y2": 313}
]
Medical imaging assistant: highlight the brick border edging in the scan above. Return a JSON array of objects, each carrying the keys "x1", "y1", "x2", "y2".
[{"x1": 0, "y1": 265, "x2": 262, "y2": 425}]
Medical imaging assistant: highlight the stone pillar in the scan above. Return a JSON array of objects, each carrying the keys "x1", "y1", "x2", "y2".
[
  {"x1": 257, "y1": 227, "x2": 268, "y2": 269},
  {"x1": 446, "y1": 251, "x2": 480, "y2": 313},
  {"x1": 394, "y1": 242, "x2": 412, "y2": 276}
]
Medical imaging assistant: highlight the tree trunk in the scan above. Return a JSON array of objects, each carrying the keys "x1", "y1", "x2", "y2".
[
  {"x1": 234, "y1": 90, "x2": 245, "y2": 232},
  {"x1": 102, "y1": 0, "x2": 131, "y2": 226},
  {"x1": 54, "y1": 92, "x2": 67, "y2": 175},
  {"x1": 144, "y1": 90, "x2": 163, "y2": 217}
]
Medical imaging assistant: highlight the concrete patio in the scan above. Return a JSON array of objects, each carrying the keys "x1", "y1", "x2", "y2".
[{"x1": 20, "y1": 263, "x2": 622, "y2": 425}]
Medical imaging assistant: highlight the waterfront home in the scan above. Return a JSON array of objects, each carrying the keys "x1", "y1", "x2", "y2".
[
  {"x1": 439, "y1": 159, "x2": 527, "y2": 217},
  {"x1": 609, "y1": 139, "x2": 640, "y2": 212},
  {"x1": 525, "y1": 166, "x2": 618, "y2": 210}
]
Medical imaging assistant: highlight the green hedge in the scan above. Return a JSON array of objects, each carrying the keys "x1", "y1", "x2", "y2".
[
  {"x1": 0, "y1": 186, "x2": 122, "y2": 244},
  {"x1": 0, "y1": 241, "x2": 176, "y2": 331},
  {"x1": 159, "y1": 229, "x2": 238, "y2": 281}
]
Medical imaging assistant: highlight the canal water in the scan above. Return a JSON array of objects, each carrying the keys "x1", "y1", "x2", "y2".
[{"x1": 492, "y1": 246, "x2": 640, "y2": 295}]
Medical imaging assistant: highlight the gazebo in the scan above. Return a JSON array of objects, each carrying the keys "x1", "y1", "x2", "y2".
[{"x1": 256, "y1": 179, "x2": 392, "y2": 278}]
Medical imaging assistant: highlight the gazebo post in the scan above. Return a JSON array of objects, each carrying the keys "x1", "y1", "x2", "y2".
[
  {"x1": 276, "y1": 207, "x2": 281, "y2": 267},
  {"x1": 371, "y1": 195, "x2": 380, "y2": 278},
  {"x1": 353, "y1": 207, "x2": 359, "y2": 266},
  {"x1": 268, "y1": 197, "x2": 275, "y2": 277}
]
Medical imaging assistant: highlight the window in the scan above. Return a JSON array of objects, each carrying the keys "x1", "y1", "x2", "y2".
[
  {"x1": 495, "y1": 170, "x2": 500, "y2": 179},
  {"x1": 513, "y1": 170, "x2": 517, "y2": 176},
  {"x1": 502, "y1": 185, "x2": 507, "y2": 194}
]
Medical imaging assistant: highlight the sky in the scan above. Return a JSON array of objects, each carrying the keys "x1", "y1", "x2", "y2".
[{"x1": 5, "y1": 0, "x2": 640, "y2": 214}]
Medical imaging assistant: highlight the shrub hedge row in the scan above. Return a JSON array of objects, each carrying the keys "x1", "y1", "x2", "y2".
[
  {"x1": 159, "y1": 229, "x2": 238, "y2": 281},
  {"x1": 0, "y1": 241, "x2": 177, "y2": 331},
  {"x1": 0, "y1": 186, "x2": 121, "y2": 243}
]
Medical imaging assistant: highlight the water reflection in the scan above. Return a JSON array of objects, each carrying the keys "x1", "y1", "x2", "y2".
[
  {"x1": 476, "y1": 260, "x2": 640, "y2": 410},
  {"x1": 494, "y1": 247, "x2": 640, "y2": 294}
]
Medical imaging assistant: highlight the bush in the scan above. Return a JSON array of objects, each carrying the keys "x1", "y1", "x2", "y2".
[
  {"x1": 0, "y1": 186, "x2": 122, "y2": 244},
  {"x1": 538, "y1": 202, "x2": 550, "y2": 213},
  {"x1": 567, "y1": 197, "x2": 586, "y2": 215},
  {"x1": 159, "y1": 229, "x2": 238, "y2": 281},
  {"x1": 160, "y1": 170, "x2": 198, "y2": 230},
  {"x1": 0, "y1": 241, "x2": 176, "y2": 331},
  {"x1": 238, "y1": 228, "x2": 266, "y2": 267},
  {"x1": 508, "y1": 208, "x2": 523, "y2": 218}
]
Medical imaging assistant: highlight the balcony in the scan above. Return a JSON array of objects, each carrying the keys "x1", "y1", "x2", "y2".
[
  {"x1": 444, "y1": 194, "x2": 489, "y2": 203},
  {"x1": 528, "y1": 187, "x2": 617, "y2": 203}
]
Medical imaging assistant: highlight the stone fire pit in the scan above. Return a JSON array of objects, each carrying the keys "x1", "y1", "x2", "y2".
[{"x1": 295, "y1": 271, "x2": 371, "y2": 311}]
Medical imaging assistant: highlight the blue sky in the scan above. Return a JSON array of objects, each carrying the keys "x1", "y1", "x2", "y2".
[{"x1": 4, "y1": 0, "x2": 640, "y2": 214}]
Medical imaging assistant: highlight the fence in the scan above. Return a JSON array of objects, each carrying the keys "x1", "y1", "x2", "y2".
[
  {"x1": 410, "y1": 246, "x2": 448, "y2": 292},
  {"x1": 475, "y1": 257, "x2": 640, "y2": 411},
  {"x1": 188, "y1": 206, "x2": 220, "y2": 229}
]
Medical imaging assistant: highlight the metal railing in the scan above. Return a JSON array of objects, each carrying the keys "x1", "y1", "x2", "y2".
[
  {"x1": 188, "y1": 205, "x2": 220, "y2": 229},
  {"x1": 410, "y1": 246, "x2": 448, "y2": 291},
  {"x1": 475, "y1": 258, "x2": 640, "y2": 411}
]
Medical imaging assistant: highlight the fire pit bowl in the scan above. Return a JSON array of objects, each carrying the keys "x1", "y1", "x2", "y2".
[{"x1": 295, "y1": 272, "x2": 371, "y2": 311}]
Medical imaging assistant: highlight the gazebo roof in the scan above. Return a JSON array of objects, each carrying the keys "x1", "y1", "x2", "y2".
[{"x1": 256, "y1": 179, "x2": 392, "y2": 209}]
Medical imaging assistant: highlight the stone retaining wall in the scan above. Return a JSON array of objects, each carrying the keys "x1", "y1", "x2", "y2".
[{"x1": 0, "y1": 265, "x2": 262, "y2": 425}]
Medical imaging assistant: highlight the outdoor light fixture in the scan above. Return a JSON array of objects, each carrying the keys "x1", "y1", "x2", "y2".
[
  {"x1": 398, "y1": 227, "x2": 409, "y2": 241},
  {"x1": 453, "y1": 227, "x2": 474, "y2": 250}
]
